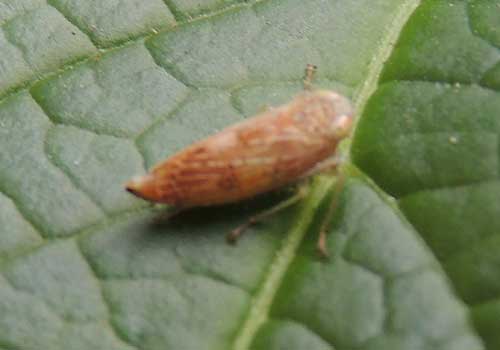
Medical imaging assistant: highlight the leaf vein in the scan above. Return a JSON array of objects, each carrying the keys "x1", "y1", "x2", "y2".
[{"x1": 75, "y1": 240, "x2": 141, "y2": 350}]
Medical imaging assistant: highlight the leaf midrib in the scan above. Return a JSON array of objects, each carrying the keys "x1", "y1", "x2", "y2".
[{"x1": 230, "y1": 1, "x2": 422, "y2": 349}]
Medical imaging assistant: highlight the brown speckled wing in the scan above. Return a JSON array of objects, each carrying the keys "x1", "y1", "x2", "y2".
[{"x1": 152, "y1": 106, "x2": 331, "y2": 206}]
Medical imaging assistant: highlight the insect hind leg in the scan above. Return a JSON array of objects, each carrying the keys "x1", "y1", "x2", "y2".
[{"x1": 227, "y1": 185, "x2": 309, "y2": 244}]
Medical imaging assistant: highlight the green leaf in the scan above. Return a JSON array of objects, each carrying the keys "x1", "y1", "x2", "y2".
[
  {"x1": 0, "y1": 0, "x2": 496, "y2": 349},
  {"x1": 352, "y1": 0, "x2": 500, "y2": 349}
]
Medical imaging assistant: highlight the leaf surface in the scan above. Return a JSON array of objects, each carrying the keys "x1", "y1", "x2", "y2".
[{"x1": 0, "y1": 0, "x2": 496, "y2": 349}]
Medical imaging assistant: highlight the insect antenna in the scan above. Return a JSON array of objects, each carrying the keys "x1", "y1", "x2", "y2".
[{"x1": 303, "y1": 63, "x2": 317, "y2": 91}]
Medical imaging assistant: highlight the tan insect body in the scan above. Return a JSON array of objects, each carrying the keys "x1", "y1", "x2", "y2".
[{"x1": 126, "y1": 90, "x2": 353, "y2": 208}]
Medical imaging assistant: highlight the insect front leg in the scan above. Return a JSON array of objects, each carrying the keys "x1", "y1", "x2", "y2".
[
  {"x1": 151, "y1": 205, "x2": 185, "y2": 225},
  {"x1": 298, "y1": 155, "x2": 343, "y2": 180},
  {"x1": 227, "y1": 185, "x2": 310, "y2": 244}
]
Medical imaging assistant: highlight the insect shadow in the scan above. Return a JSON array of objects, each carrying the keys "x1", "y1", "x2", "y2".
[{"x1": 147, "y1": 189, "x2": 296, "y2": 239}]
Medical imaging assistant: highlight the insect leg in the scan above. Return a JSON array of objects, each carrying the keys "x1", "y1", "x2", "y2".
[
  {"x1": 298, "y1": 155, "x2": 342, "y2": 180},
  {"x1": 227, "y1": 185, "x2": 309, "y2": 244},
  {"x1": 316, "y1": 172, "x2": 346, "y2": 258},
  {"x1": 152, "y1": 206, "x2": 184, "y2": 225},
  {"x1": 303, "y1": 64, "x2": 317, "y2": 91}
]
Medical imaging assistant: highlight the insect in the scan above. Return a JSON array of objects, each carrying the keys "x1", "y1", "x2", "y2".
[{"x1": 126, "y1": 65, "x2": 353, "y2": 256}]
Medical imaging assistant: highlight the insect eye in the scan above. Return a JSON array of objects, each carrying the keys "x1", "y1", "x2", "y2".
[
  {"x1": 323, "y1": 92, "x2": 353, "y2": 139},
  {"x1": 331, "y1": 113, "x2": 353, "y2": 139}
]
